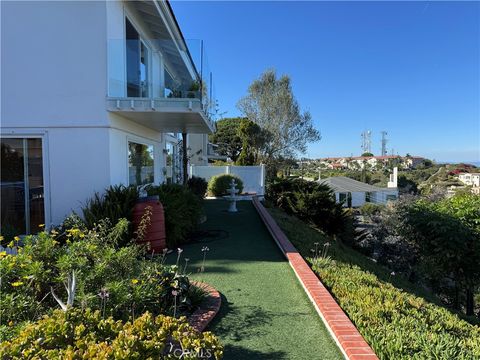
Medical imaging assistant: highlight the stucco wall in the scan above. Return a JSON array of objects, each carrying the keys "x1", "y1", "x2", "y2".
[{"x1": 1, "y1": 1, "x2": 108, "y2": 127}]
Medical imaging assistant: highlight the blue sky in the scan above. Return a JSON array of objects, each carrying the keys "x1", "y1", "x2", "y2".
[{"x1": 171, "y1": 1, "x2": 480, "y2": 163}]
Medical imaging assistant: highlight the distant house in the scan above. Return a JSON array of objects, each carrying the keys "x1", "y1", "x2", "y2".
[
  {"x1": 458, "y1": 173, "x2": 480, "y2": 187},
  {"x1": 319, "y1": 155, "x2": 425, "y2": 171},
  {"x1": 456, "y1": 173, "x2": 480, "y2": 195},
  {"x1": 319, "y1": 176, "x2": 398, "y2": 207}
]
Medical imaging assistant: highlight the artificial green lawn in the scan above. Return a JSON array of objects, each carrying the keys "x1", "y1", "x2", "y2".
[{"x1": 167, "y1": 200, "x2": 343, "y2": 360}]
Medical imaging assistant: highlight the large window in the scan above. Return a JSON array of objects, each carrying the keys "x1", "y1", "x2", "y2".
[
  {"x1": 128, "y1": 141, "x2": 154, "y2": 186},
  {"x1": 1, "y1": 138, "x2": 45, "y2": 235}
]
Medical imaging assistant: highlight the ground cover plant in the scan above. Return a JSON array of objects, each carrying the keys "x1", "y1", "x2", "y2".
[
  {"x1": 1, "y1": 308, "x2": 223, "y2": 359},
  {"x1": 268, "y1": 207, "x2": 480, "y2": 360}
]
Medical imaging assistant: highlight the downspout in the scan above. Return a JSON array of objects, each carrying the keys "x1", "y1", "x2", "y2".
[{"x1": 182, "y1": 133, "x2": 188, "y2": 185}]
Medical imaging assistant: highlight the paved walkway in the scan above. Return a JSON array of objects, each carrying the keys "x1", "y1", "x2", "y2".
[{"x1": 169, "y1": 200, "x2": 342, "y2": 360}]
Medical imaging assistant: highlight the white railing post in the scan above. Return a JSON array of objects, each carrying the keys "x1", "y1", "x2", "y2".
[{"x1": 226, "y1": 165, "x2": 231, "y2": 174}]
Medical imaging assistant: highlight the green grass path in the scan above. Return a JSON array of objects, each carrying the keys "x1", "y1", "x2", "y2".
[{"x1": 167, "y1": 200, "x2": 342, "y2": 360}]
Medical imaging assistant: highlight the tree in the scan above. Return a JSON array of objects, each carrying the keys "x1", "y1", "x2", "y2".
[
  {"x1": 209, "y1": 118, "x2": 245, "y2": 162},
  {"x1": 404, "y1": 194, "x2": 480, "y2": 316},
  {"x1": 361, "y1": 152, "x2": 374, "y2": 157},
  {"x1": 236, "y1": 119, "x2": 269, "y2": 166},
  {"x1": 237, "y1": 70, "x2": 321, "y2": 170}
]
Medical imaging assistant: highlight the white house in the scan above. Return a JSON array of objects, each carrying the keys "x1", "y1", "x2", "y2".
[
  {"x1": 1, "y1": 0, "x2": 215, "y2": 234},
  {"x1": 319, "y1": 177, "x2": 398, "y2": 207},
  {"x1": 458, "y1": 173, "x2": 480, "y2": 187}
]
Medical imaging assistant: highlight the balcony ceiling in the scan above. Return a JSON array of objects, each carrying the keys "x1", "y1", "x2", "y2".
[{"x1": 133, "y1": 1, "x2": 196, "y2": 86}]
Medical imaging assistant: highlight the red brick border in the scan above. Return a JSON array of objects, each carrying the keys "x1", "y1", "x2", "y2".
[
  {"x1": 188, "y1": 281, "x2": 222, "y2": 332},
  {"x1": 252, "y1": 197, "x2": 378, "y2": 360}
]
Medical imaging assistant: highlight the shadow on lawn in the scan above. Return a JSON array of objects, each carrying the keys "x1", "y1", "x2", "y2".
[
  {"x1": 205, "y1": 293, "x2": 312, "y2": 359},
  {"x1": 208, "y1": 294, "x2": 274, "y2": 340},
  {"x1": 223, "y1": 345, "x2": 288, "y2": 360}
]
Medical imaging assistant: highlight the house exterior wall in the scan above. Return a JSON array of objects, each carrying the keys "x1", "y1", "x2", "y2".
[
  {"x1": 1, "y1": 0, "x2": 191, "y2": 228},
  {"x1": 188, "y1": 134, "x2": 208, "y2": 166},
  {"x1": 334, "y1": 189, "x2": 398, "y2": 207},
  {"x1": 1, "y1": 1, "x2": 109, "y2": 128}
]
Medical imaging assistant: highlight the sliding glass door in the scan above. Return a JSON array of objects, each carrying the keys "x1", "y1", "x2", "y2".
[{"x1": 1, "y1": 138, "x2": 45, "y2": 235}]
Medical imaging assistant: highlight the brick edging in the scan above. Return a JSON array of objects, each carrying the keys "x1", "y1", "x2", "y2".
[
  {"x1": 188, "y1": 281, "x2": 222, "y2": 332},
  {"x1": 252, "y1": 197, "x2": 379, "y2": 360}
]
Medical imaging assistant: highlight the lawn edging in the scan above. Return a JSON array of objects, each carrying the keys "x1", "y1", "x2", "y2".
[
  {"x1": 188, "y1": 281, "x2": 222, "y2": 332},
  {"x1": 252, "y1": 197, "x2": 378, "y2": 360}
]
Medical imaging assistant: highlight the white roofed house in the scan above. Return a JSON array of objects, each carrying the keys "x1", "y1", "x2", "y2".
[
  {"x1": 1, "y1": 0, "x2": 216, "y2": 235},
  {"x1": 319, "y1": 176, "x2": 398, "y2": 208}
]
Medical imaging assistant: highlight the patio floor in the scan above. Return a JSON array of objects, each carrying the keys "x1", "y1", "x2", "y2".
[{"x1": 167, "y1": 200, "x2": 343, "y2": 359}]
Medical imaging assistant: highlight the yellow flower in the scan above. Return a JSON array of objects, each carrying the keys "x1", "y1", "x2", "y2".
[
  {"x1": 0, "y1": 251, "x2": 7, "y2": 257},
  {"x1": 14, "y1": 236, "x2": 20, "y2": 241},
  {"x1": 0, "y1": 235, "x2": 4, "y2": 241},
  {"x1": 11, "y1": 281, "x2": 24, "y2": 287},
  {"x1": 7, "y1": 241, "x2": 14, "y2": 248},
  {"x1": 38, "y1": 224, "x2": 45, "y2": 228},
  {"x1": 131, "y1": 279, "x2": 139, "y2": 285},
  {"x1": 8, "y1": 321, "x2": 14, "y2": 327}
]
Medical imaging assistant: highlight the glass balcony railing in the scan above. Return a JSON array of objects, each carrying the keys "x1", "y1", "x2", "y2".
[{"x1": 107, "y1": 39, "x2": 217, "y2": 124}]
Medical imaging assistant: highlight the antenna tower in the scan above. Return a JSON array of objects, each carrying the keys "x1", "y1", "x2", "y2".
[
  {"x1": 361, "y1": 130, "x2": 372, "y2": 154},
  {"x1": 381, "y1": 131, "x2": 388, "y2": 156}
]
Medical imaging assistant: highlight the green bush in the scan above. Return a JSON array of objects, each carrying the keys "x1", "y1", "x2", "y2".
[
  {"x1": 187, "y1": 176, "x2": 208, "y2": 198},
  {"x1": 207, "y1": 174, "x2": 244, "y2": 196},
  {"x1": 82, "y1": 185, "x2": 139, "y2": 246},
  {"x1": 267, "y1": 178, "x2": 348, "y2": 236},
  {"x1": 359, "y1": 203, "x2": 385, "y2": 216},
  {"x1": 1, "y1": 308, "x2": 223, "y2": 359},
  {"x1": 270, "y1": 208, "x2": 480, "y2": 360},
  {"x1": 0, "y1": 221, "x2": 201, "y2": 338},
  {"x1": 147, "y1": 184, "x2": 203, "y2": 247}
]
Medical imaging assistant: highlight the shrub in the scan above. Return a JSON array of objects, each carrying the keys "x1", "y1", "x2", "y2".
[
  {"x1": 187, "y1": 176, "x2": 208, "y2": 198},
  {"x1": 0, "y1": 221, "x2": 201, "y2": 337},
  {"x1": 1, "y1": 308, "x2": 223, "y2": 359},
  {"x1": 266, "y1": 178, "x2": 348, "y2": 236},
  {"x1": 359, "y1": 203, "x2": 385, "y2": 216},
  {"x1": 147, "y1": 184, "x2": 203, "y2": 247},
  {"x1": 82, "y1": 185, "x2": 139, "y2": 246},
  {"x1": 207, "y1": 174, "x2": 244, "y2": 196}
]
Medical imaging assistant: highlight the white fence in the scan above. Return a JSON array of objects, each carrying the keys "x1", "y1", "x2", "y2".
[{"x1": 190, "y1": 165, "x2": 266, "y2": 195}]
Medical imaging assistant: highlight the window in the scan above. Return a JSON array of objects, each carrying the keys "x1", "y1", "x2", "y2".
[
  {"x1": 339, "y1": 192, "x2": 352, "y2": 207},
  {"x1": 365, "y1": 192, "x2": 372, "y2": 202},
  {"x1": 126, "y1": 18, "x2": 149, "y2": 97},
  {"x1": 128, "y1": 142, "x2": 154, "y2": 186},
  {"x1": 386, "y1": 194, "x2": 397, "y2": 201},
  {"x1": 1, "y1": 138, "x2": 45, "y2": 235}
]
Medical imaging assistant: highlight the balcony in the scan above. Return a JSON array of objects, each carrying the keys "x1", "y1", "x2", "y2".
[{"x1": 107, "y1": 38, "x2": 216, "y2": 134}]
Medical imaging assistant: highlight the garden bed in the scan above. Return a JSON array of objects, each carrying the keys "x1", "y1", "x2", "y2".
[{"x1": 189, "y1": 281, "x2": 222, "y2": 332}]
